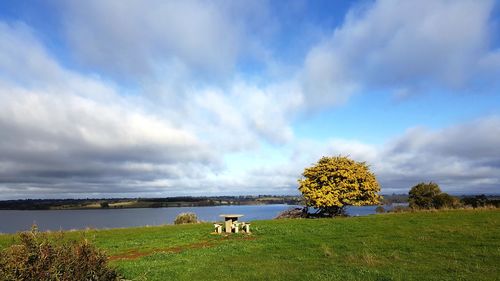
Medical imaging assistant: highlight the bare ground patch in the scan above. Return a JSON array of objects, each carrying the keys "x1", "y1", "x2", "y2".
[{"x1": 109, "y1": 235, "x2": 256, "y2": 261}]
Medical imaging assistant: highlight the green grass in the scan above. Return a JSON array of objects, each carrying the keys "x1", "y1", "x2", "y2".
[{"x1": 1, "y1": 210, "x2": 499, "y2": 280}]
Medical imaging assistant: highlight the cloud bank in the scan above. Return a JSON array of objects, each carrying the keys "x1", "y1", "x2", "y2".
[
  {"x1": 302, "y1": 0, "x2": 500, "y2": 104},
  {"x1": 0, "y1": 0, "x2": 499, "y2": 198}
]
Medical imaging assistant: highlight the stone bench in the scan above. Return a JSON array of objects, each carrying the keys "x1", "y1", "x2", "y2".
[
  {"x1": 240, "y1": 222, "x2": 251, "y2": 233},
  {"x1": 213, "y1": 223, "x2": 222, "y2": 233},
  {"x1": 231, "y1": 222, "x2": 240, "y2": 233}
]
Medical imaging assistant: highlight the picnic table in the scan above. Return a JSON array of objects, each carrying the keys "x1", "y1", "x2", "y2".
[{"x1": 219, "y1": 214, "x2": 243, "y2": 233}]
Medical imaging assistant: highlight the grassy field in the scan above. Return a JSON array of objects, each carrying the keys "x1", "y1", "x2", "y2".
[{"x1": 1, "y1": 210, "x2": 499, "y2": 280}]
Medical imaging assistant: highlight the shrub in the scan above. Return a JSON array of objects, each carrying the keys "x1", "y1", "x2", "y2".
[
  {"x1": 433, "y1": 193, "x2": 461, "y2": 209},
  {"x1": 409, "y1": 182, "x2": 441, "y2": 209},
  {"x1": 174, "y1": 212, "x2": 198, "y2": 224},
  {"x1": 375, "y1": 206, "x2": 386, "y2": 213},
  {"x1": 408, "y1": 182, "x2": 460, "y2": 209},
  {"x1": 0, "y1": 226, "x2": 120, "y2": 281},
  {"x1": 390, "y1": 205, "x2": 411, "y2": 213}
]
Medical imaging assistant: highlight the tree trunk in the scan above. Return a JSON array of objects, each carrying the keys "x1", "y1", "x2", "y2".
[{"x1": 319, "y1": 206, "x2": 346, "y2": 217}]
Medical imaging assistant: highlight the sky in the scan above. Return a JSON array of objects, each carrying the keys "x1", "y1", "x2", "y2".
[{"x1": 0, "y1": 0, "x2": 499, "y2": 199}]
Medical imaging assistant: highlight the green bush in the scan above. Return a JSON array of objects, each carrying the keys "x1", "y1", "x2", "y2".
[
  {"x1": 0, "y1": 226, "x2": 120, "y2": 281},
  {"x1": 375, "y1": 206, "x2": 386, "y2": 213},
  {"x1": 390, "y1": 205, "x2": 411, "y2": 213},
  {"x1": 174, "y1": 212, "x2": 198, "y2": 224},
  {"x1": 408, "y1": 182, "x2": 460, "y2": 209},
  {"x1": 433, "y1": 193, "x2": 461, "y2": 209},
  {"x1": 409, "y1": 182, "x2": 441, "y2": 209}
]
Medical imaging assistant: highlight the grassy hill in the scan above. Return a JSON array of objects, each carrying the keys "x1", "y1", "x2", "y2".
[{"x1": 1, "y1": 209, "x2": 498, "y2": 280}]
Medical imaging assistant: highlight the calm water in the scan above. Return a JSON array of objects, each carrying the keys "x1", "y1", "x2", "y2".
[{"x1": 0, "y1": 204, "x2": 387, "y2": 233}]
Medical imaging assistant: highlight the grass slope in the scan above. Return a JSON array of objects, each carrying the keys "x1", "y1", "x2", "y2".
[{"x1": 1, "y1": 210, "x2": 498, "y2": 281}]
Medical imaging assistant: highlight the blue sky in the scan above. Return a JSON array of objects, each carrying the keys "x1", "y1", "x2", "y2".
[{"x1": 0, "y1": 0, "x2": 499, "y2": 199}]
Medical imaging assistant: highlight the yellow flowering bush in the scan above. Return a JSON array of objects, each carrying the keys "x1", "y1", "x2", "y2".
[{"x1": 298, "y1": 156, "x2": 382, "y2": 216}]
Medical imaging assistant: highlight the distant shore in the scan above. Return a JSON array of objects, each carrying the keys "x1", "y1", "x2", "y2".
[
  {"x1": 1, "y1": 194, "x2": 497, "y2": 211},
  {"x1": 0, "y1": 195, "x2": 304, "y2": 210}
]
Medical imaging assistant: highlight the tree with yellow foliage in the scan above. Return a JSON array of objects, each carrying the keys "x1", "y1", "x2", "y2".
[{"x1": 298, "y1": 156, "x2": 382, "y2": 217}]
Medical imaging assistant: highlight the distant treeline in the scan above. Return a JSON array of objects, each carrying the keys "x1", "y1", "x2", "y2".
[
  {"x1": 0, "y1": 194, "x2": 497, "y2": 210},
  {"x1": 381, "y1": 193, "x2": 500, "y2": 207},
  {"x1": 381, "y1": 194, "x2": 409, "y2": 204},
  {"x1": 460, "y1": 194, "x2": 500, "y2": 208},
  {"x1": 0, "y1": 195, "x2": 303, "y2": 210},
  {"x1": 0, "y1": 199, "x2": 93, "y2": 210}
]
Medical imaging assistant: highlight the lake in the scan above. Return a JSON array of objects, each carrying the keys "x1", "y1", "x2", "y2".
[{"x1": 0, "y1": 204, "x2": 390, "y2": 233}]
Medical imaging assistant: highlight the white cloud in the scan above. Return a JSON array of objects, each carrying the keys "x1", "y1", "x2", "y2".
[
  {"x1": 154, "y1": 79, "x2": 303, "y2": 150},
  {"x1": 0, "y1": 22, "x2": 221, "y2": 198},
  {"x1": 302, "y1": 0, "x2": 500, "y2": 107},
  {"x1": 0, "y1": 84, "x2": 220, "y2": 198},
  {"x1": 328, "y1": 118, "x2": 500, "y2": 194},
  {"x1": 0, "y1": 19, "x2": 300, "y2": 198},
  {"x1": 377, "y1": 117, "x2": 500, "y2": 193},
  {"x1": 59, "y1": 0, "x2": 264, "y2": 78},
  {"x1": 0, "y1": 22, "x2": 65, "y2": 87},
  {"x1": 237, "y1": 116, "x2": 500, "y2": 195}
]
